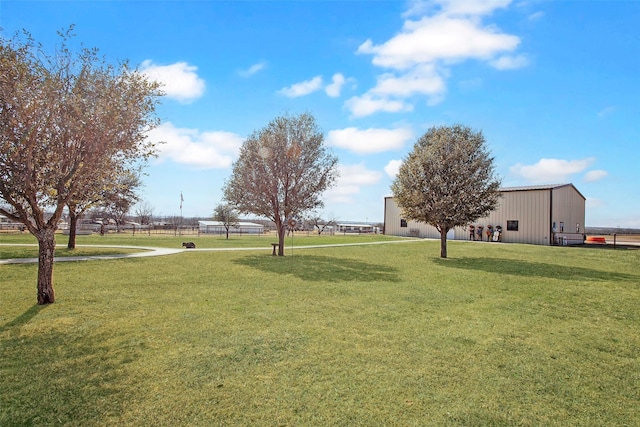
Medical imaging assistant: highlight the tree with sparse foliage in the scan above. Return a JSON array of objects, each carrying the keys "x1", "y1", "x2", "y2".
[
  {"x1": 391, "y1": 124, "x2": 501, "y2": 258},
  {"x1": 135, "y1": 200, "x2": 155, "y2": 226},
  {"x1": 66, "y1": 165, "x2": 142, "y2": 248},
  {"x1": 307, "y1": 214, "x2": 336, "y2": 235},
  {"x1": 0, "y1": 28, "x2": 162, "y2": 304},
  {"x1": 100, "y1": 169, "x2": 142, "y2": 232},
  {"x1": 213, "y1": 203, "x2": 239, "y2": 239},
  {"x1": 223, "y1": 113, "x2": 339, "y2": 255}
]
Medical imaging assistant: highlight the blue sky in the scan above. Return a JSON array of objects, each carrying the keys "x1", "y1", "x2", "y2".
[{"x1": 2, "y1": 0, "x2": 639, "y2": 227}]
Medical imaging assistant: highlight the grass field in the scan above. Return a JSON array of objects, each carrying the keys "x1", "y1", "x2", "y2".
[
  {"x1": 1, "y1": 234, "x2": 639, "y2": 426},
  {"x1": 0, "y1": 231, "x2": 404, "y2": 253}
]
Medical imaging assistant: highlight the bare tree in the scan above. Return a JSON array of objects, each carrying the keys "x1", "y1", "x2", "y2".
[
  {"x1": 213, "y1": 203, "x2": 239, "y2": 239},
  {"x1": 66, "y1": 165, "x2": 141, "y2": 247},
  {"x1": 135, "y1": 200, "x2": 155, "y2": 226},
  {"x1": 223, "y1": 112, "x2": 338, "y2": 255},
  {"x1": 101, "y1": 170, "x2": 142, "y2": 232},
  {"x1": 391, "y1": 124, "x2": 501, "y2": 258},
  {"x1": 0, "y1": 28, "x2": 162, "y2": 304},
  {"x1": 307, "y1": 214, "x2": 336, "y2": 235}
]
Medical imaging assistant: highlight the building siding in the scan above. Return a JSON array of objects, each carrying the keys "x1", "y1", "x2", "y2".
[
  {"x1": 551, "y1": 184, "x2": 585, "y2": 234},
  {"x1": 385, "y1": 184, "x2": 585, "y2": 246},
  {"x1": 198, "y1": 221, "x2": 264, "y2": 234}
]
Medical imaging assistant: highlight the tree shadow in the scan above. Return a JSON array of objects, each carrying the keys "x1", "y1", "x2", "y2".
[
  {"x1": 433, "y1": 257, "x2": 639, "y2": 282},
  {"x1": 0, "y1": 304, "x2": 47, "y2": 337},
  {"x1": 0, "y1": 327, "x2": 144, "y2": 425},
  {"x1": 233, "y1": 254, "x2": 401, "y2": 283}
]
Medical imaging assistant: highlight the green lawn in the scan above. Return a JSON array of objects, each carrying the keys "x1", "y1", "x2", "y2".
[
  {"x1": 1, "y1": 236, "x2": 638, "y2": 426},
  {"x1": 0, "y1": 231, "x2": 404, "y2": 253},
  {"x1": 0, "y1": 245, "x2": 145, "y2": 260}
]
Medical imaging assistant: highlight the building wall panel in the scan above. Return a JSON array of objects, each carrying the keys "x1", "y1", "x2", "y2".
[
  {"x1": 552, "y1": 185, "x2": 586, "y2": 234},
  {"x1": 386, "y1": 184, "x2": 585, "y2": 246}
]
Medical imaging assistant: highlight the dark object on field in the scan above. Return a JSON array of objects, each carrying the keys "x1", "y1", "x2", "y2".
[{"x1": 182, "y1": 242, "x2": 196, "y2": 249}]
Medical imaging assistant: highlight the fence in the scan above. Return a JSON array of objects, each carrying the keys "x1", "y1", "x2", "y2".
[{"x1": 0, "y1": 222, "x2": 26, "y2": 232}]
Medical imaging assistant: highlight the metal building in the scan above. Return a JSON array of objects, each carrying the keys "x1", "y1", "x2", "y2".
[
  {"x1": 198, "y1": 221, "x2": 264, "y2": 235},
  {"x1": 384, "y1": 183, "x2": 586, "y2": 246},
  {"x1": 336, "y1": 223, "x2": 380, "y2": 234}
]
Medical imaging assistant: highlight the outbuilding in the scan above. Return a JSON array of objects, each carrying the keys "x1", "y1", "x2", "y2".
[
  {"x1": 384, "y1": 183, "x2": 586, "y2": 246},
  {"x1": 336, "y1": 223, "x2": 379, "y2": 234},
  {"x1": 198, "y1": 221, "x2": 264, "y2": 235}
]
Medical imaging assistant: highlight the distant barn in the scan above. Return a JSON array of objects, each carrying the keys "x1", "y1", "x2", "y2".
[
  {"x1": 198, "y1": 221, "x2": 264, "y2": 235},
  {"x1": 384, "y1": 183, "x2": 586, "y2": 246},
  {"x1": 336, "y1": 223, "x2": 379, "y2": 234}
]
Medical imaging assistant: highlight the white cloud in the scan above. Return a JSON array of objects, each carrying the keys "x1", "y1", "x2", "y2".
[
  {"x1": 339, "y1": 163, "x2": 383, "y2": 185},
  {"x1": 345, "y1": 94, "x2": 413, "y2": 118},
  {"x1": 584, "y1": 169, "x2": 608, "y2": 182},
  {"x1": 325, "y1": 73, "x2": 346, "y2": 97},
  {"x1": 402, "y1": 0, "x2": 432, "y2": 18},
  {"x1": 384, "y1": 159, "x2": 403, "y2": 178},
  {"x1": 351, "y1": 1, "x2": 525, "y2": 116},
  {"x1": 280, "y1": 73, "x2": 352, "y2": 98},
  {"x1": 324, "y1": 185, "x2": 361, "y2": 204},
  {"x1": 147, "y1": 122, "x2": 243, "y2": 169},
  {"x1": 510, "y1": 158, "x2": 595, "y2": 184},
  {"x1": 278, "y1": 76, "x2": 323, "y2": 97},
  {"x1": 371, "y1": 64, "x2": 447, "y2": 99},
  {"x1": 239, "y1": 62, "x2": 266, "y2": 77},
  {"x1": 325, "y1": 163, "x2": 383, "y2": 204},
  {"x1": 343, "y1": 64, "x2": 447, "y2": 115},
  {"x1": 490, "y1": 54, "x2": 529, "y2": 70},
  {"x1": 140, "y1": 60, "x2": 205, "y2": 103},
  {"x1": 358, "y1": 15, "x2": 520, "y2": 70},
  {"x1": 326, "y1": 127, "x2": 413, "y2": 154}
]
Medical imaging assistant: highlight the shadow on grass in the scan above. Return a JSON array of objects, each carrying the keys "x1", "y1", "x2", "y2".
[
  {"x1": 234, "y1": 254, "x2": 401, "y2": 283},
  {"x1": 0, "y1": 327, "x2": 143, "y2": 425},
  {"x1": 0, "y1": 305, "x2": 47, "y2": 336},
  {"x1": 434, "y1": 257, "x2": 639, "y2": 282}
]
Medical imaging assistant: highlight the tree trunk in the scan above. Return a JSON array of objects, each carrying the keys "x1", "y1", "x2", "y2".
[
  {"x1": 440, "y1": 228, "x2": 448, "y2": 258},
  {"x1": 67, "y1": 212, "x2": 78, "y2": 249},
  {"x1": 226, "y1": 227, "x2": 229, "y2": 239},
  {"x1": 277, "y1": 222, "x2": 286, "y2": 256},
  {"x1": 37, "y1": 228, "x2": 56, "y2": 305}
]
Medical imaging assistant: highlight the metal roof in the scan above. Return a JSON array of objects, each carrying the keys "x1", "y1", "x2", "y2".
[
  {"x1": 499, "y1": 183, "x2": 585, "y2": 200},
  {"x1": 198, "y1": 221, "x2": 263, "y2": 227}
]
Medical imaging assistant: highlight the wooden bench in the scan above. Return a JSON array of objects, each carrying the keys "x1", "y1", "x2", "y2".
[{"x1": 271, "y1": 243, "x2": 279, "y2": 255}]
